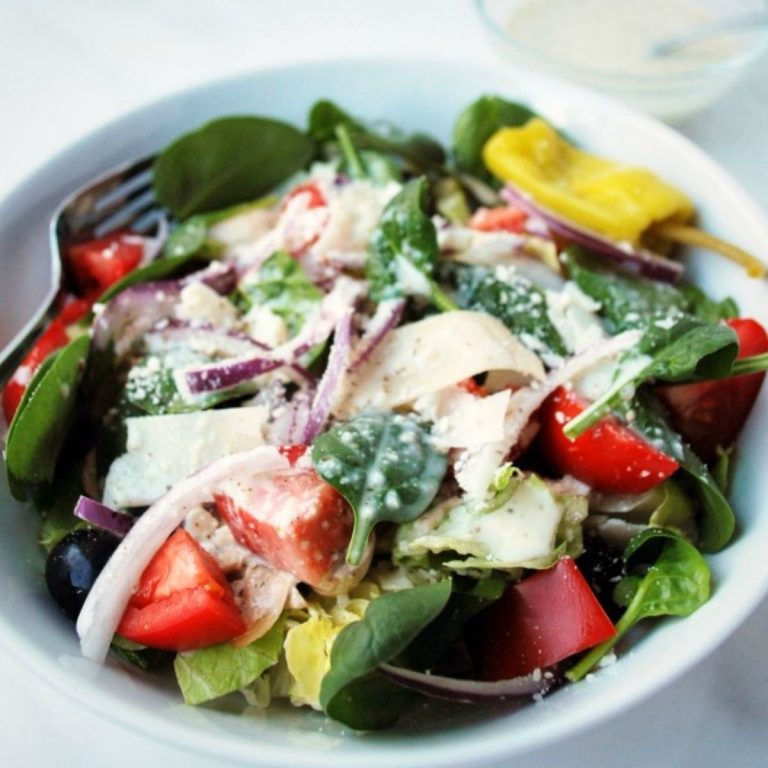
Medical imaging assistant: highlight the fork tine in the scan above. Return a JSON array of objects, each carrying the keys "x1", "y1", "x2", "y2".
[
  {"x1": 93, "y1": 166, "x2": 154, "y2": 214},
  {"x1": 92, "y1": 188, "x2": 157, "y2": 237},
  {"x1": 56, "y1": 155, "x2": 157, "y2": 241},
  {"x1": 130, "y1": 207, "x2": 166, "y2": 235}
]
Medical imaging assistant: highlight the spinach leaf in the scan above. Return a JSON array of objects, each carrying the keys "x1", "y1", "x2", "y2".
[
  {"x1": 308, "y1": 100, "x2": 445, "y2": 172},
  {"x1": 36, "y1": 458, "x2": 88, "y2": 551},
  {"x1": 366, "y1": 177, "x2": 458, "y2": 311},
  {"x1": 5, "y1": 335, "x2": 90, "y2": 494},
  {"x1": 153, "y1": 116, "x2": 315, "y2": 219},
  {"x1": 174, "y1": 621, "x2": 285, "y2": 705},
  {"x1": 400, "y1": 577, "x2": 505, "y2": 672},
  {"x1": 678, "y1": 284, "x2": 739, "y2": 324},
  {"x1": 563, "y1": 319, "x2": 738, "y2": 439},
  {"x1": 567, "y1": 528, "x2": 710, "y2": 681},
  {"x1": 452, "y1": 95, "x2": 538, "y2": 180},
  {"x1": 627, "y1": 391, "x2": 735, "y2": 552},
  {"x1": 333, "y1": 123, "x2": 401, "y2": 183},
  {"x1": 450, "y1": 264, "x2": 567, "y2": 360},
  {"x1": 319, "y1": 580, "x2": 452, "y2": 729},
  {"x1": 567, "y1": 249, "x2": 738, "y2": 353},
  {"x1": 239, "y1": 250, "x2": 322, "y2": 337},
  {"x1": 311, "y1": 412, "x2": 449, "y2": 565}
]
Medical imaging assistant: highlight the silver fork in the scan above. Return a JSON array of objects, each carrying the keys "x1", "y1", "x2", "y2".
[{"x1": 0, "y1": 154, "x2": 162, "y2": 376}]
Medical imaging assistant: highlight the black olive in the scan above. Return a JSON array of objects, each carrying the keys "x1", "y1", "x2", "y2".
[
  {"x1": 45, "y1": 529, "x2": 120, "y2": 621},
  {"x1": 576, "y1": 534, "x2": 626, "y2": 622}
]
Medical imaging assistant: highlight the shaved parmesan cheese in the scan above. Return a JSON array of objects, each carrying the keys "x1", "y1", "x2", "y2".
[
  {"x1": 103, "y1": 406, "x2": 269, "y2": 508},
  {"x1": 334, "y1": 311, "x2": 544, "y2": 417},
  {"x1": 176, "y1": 282, "x2": 238, "y2": 328},
  {"x1": 208, "y1": 206, "x2": 278, "y2": 245},
  {"x1": 417, "y1": 387, "x2": 512, "y2": 449}
]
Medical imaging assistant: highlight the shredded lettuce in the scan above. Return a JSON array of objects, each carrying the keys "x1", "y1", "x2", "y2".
[
  {"x1": 283, "y1": 583, "x2": 378, "y2": 710},
  {"x1": 174, "y1": 621, "x2": 286, "y2": 705},
  {"x1": 394, "y1": 466, "x2": 587, "y2": 573}
]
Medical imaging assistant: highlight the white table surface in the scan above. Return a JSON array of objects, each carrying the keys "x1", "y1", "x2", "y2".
[{"x1": 1, "y1": 1, "x2": 767, "y2": 766}]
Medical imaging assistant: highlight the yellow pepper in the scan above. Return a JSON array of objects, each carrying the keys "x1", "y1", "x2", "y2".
[{"x1": 483, "y1": 118, "x2": 694, "y2": 244}]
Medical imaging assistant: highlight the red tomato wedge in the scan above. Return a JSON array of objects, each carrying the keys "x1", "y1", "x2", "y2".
[
  {"x1": 215, "y1": 469, "x2": 352, "y2": 587},
  {"x1": 468, "y1": 557, "x2": 616, "y2": 680},
  {"x1": 470, "y1": 205, "x2": 527, "y2": 234},
  {"x1": 536, "y1": 386, "x2": 679, "y2": 494},
  {"x1": 658, "y1": 317, "x2": 768, "y2": 463},
  {"x1": 117, "y1": 529, "x2": 244, "y2": 651},
  {"x1": 67, "y1": 232, "x2": 144, "y2": 297},
  {"x1": 1, "y1": 297, "x2": 91, "y2": 424}
]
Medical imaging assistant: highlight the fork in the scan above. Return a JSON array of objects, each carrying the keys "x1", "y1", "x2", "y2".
[{"x1": 0, "y1": 154, "x2": 162, "y2": 376}]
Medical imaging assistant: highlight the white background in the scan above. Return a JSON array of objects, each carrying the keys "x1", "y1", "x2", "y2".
[{"x1": 1, "y1": 1, "x2": 767, "y2": 766}]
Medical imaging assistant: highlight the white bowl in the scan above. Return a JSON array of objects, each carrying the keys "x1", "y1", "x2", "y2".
[{"x1": 1, "y1": 59, "x2": 768, "y2": 768}]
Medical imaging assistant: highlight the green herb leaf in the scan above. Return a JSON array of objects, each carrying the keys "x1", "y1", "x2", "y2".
[
  {"x1": 567, "y1": 527, "x2": 710, "y2": 681},
  {"x1": 311, "y1": 412, "x2": 448, "y2": 564},
  {"x1": 319, "y1": 580, "x2": 452, "y2": 729},
  {"x1": 5, "y1": 335, "x2": 90, "y2": 494},
  {"x1": 174, "y1": 622, "x2": 286, "y2": 705},
  {"x1": 452, "y1": 95, "x2": 538, "y2": 180},
  {"x1": 308, "y1": 100, "x2": 445, "y2": 172},
  {"x1": 153, "y1": 116, "x2": 315, "y2": 219},
  {"x1": 240, "y1": 250, "x2": 322, "y2": 337},
  {"x1": 450, "y1": 264, "x2": 567, "y2": 359},
  {"x1": 366, "y1": 177, "x2": 458, "y2": 310}
]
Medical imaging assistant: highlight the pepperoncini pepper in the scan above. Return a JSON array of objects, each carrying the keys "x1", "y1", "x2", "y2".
[{"x1": 482, "y1": 117, "x2": 694, "y2": 244}]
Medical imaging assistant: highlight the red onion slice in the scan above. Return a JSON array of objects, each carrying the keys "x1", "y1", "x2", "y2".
[
  {"x1": 379, "y1": 664, "x2": 554, "y2": 702},
  {"x1": 182, "y1": 260, "x2": 238, "y2": 295},
  {"x1": 349, "y1": 298, "x2": 405, "y2": 371},
  {"x1": 93, "y1": 280, "x2": 181, "y2": 354},
  {"x1": 501, "y1": 185, "x2": 683, "y2": 282},
  {"x1": 302, "y1": 310, "x2": 354, "y2": 444},
  {"x1": 74, "y1": 495, "x2": 134, "y2": 537},
  {"x1": 177, "y1": 276, "x2": 364, "y2": 397},
  {"x1": 93, "y1": 267, "x2": 238, "y2": 356}
]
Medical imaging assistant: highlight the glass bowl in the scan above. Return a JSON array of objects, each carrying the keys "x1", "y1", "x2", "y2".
[{"x1": 476, "y1": 0, "x2": 768, "y2": 122}]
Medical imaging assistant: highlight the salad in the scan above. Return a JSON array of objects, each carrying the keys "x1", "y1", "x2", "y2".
[{"x1": 3, "y1": 95, "x2": 767, "y2": 730}]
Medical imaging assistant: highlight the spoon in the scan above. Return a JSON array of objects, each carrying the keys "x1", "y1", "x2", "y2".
[{"x1": 652, "y1": 11, "x2": 768, "y2": 57}]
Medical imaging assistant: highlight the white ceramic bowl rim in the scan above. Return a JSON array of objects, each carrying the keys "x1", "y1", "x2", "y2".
[{"x1": 1, "y1": 56, "x2": 768, "y2": 768}]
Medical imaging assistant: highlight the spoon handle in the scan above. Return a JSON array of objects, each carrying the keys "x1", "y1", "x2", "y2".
[{"x1": 653, "y1": 11, "x2": 768, "y2": 57}]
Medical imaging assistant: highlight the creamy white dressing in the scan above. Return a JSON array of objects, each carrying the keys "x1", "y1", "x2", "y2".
[{"x1": 505, "y1": 0, "x2": 741, "y2": 76}]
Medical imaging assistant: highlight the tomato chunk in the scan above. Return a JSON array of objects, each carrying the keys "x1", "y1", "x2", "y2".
[
  {"x1": 470, "y1": 205, "x2": 527, "y2": 234},
  {"x1": 536, "y1": 386, "x2": 679, "y2": 493},
  {"x1": 117, "y1": 529, "x2": 244, "y2": 651},
  {"x1": 468, "y1": 557, "x2": 616, "y2": 680},
  {"x1": 283, "y1": 181, "x2": 326, "y2": 210},
  {"x1": 215, "y1": 470, "x2": 352, "y2": 586},
  {"x1": 1, "y1": 295, "x2": 90, "y2": 424},
  {"x1": 67, "y1": 232, "x2": 144, "y2": 297},
  {"x1": 658, "y1": 317, "x2": 768, "y2": 462},
  {"x1": 118, "y1": 588, "x2": 245, "y2": 652}
]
